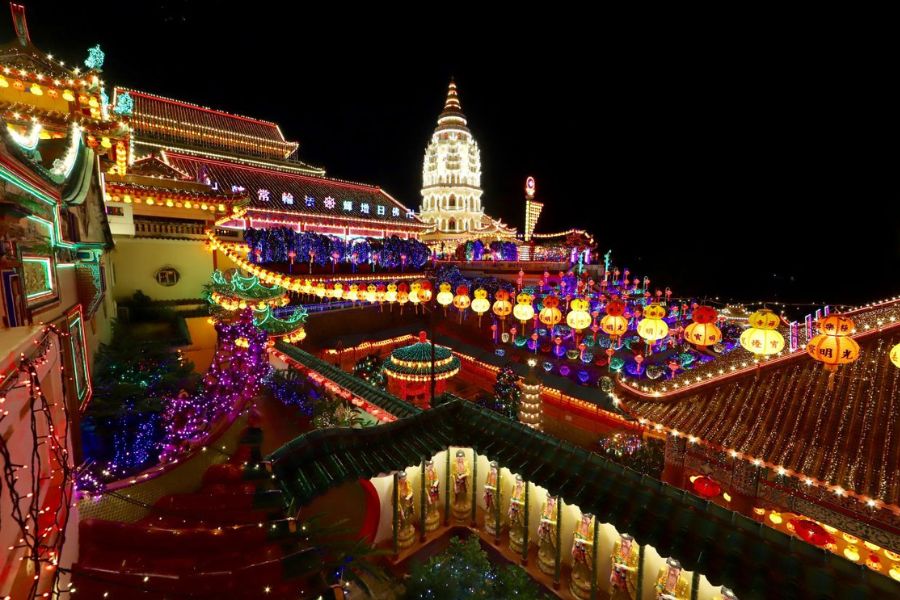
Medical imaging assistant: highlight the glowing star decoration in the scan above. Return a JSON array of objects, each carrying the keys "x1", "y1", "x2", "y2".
[
  {"x1": 807, "y1": 314, "x2": 860, "y2": 390},
  {"x1": 84, "y1": 44, "x2": 105, "y2": 70},
  {"x1": 257, "y1": 189, "x2": 271, "y2": 202},
  {"x1": 281, "y1": 192, "x2": 294, "y2": 205},
  {"x1": 740, "y1": 309, "x2": 785, "y2": 361},
  {"x1": 684, "y1": 305, "x2": 722, "y2": 347},
  {"x1": 891, "y1": 343, "x2": 900, "y2": 369},
  {"x1": 324, "y1": 196, "x2": 336, "y2": 209},
  {"x1": 513, "y1": 292, "x2": 535, "y2": 332},
  {"x1": 637, "y1": 303, "x2": 669, "y2": 353},
  {"x1": 471, "y1": 288, "x2": 490, "y2": 326},
  {"x1": 113, "y1": 91, "x2": 133, "y2": 116}
]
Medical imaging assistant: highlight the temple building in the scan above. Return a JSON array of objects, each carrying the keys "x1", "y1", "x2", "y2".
[
  {"x1": 100, "y1": 87, "x2": 428, "y2": 302},
  {"x1": 419, "y1": 80, "x2": 515, "y2": 249}
]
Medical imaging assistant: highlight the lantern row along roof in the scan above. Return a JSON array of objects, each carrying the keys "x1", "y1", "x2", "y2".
[
  {"x1": 625, "y1": 327, "x2": 900, "y2": 507},
  {"x1": 269, "y1": 397, "x2": 899, "y2": 600},
  {"x1": 273, "y1": 340, "x2": 421, "y2": 420}
]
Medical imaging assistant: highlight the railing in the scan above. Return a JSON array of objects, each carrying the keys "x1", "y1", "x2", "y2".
[{"x1": 134, "y1": 219, "x2": 207, "y2": 238}]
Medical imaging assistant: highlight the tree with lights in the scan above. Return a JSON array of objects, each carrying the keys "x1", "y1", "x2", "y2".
[
  {"x1": 353, "y1": 354, "x2": 386, "y2": 389},
  {"x1": 404, "y1": 535, "x2": 545, "y2": 599},
  {"x1": 491, "y1": 366, "x2": 521, "y2": 420}
]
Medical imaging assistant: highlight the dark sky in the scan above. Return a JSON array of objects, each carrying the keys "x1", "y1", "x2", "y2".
[{"x1": 11, "y1": 2, "x2": 898, "y2": 308}]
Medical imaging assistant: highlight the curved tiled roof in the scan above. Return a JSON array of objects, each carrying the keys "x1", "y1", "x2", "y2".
[
  {"x1": 270, "y1": 397, "x2": 900, "y2": 600},
  {"x1": 627, "y1": 327, "x2": 900, "y2": 505},
  {"x1": 163, "y1": 151, "x2": 424, "y2": 228}
]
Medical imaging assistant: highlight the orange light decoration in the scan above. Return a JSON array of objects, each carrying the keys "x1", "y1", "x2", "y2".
[
  {"x1": 492, "y1": 289, "x2": 513, "y2": 332},
  {"x1": 538, "y1": 294, "x2": 562, "y2": 328},
  {"x1": 471, "y1": 288, "x2": 490, "y2": 326},
  {"x1": 889, "y1": 342, "x2": 900, "y2": 368},
  {"x1": 513, "y1": 292, "x2": 535, "y2": 332},
  {"x1": 807, "y1": 314, "x2": 860, "y2": 390},
  {"x1": 740, "y1": 308, "x2": 784, "y2": 362},
  {"x1": 684, "y1": 305, "x2": 722, "y2": 347},
  {"x1": 637, "y1": 302, "x2": 669, "y2": 354}
]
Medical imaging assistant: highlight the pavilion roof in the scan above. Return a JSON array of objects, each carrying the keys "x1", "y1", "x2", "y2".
[
  {"x1": 626, "y1": 326, "x2": 900, "y2": 506},
  {"x1": 270, "y1": 397, "x2": 899, "y2": 599},
  {"x1": 162, "y1": 151, "x2": 426, "y2": 228},
  {"x1": 273, "y1": 340, "x2": 421, "y2": 420}
]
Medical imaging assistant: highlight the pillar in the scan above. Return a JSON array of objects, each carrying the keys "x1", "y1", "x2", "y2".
[
  {"x1": 470, "y1": 451, "x2": 478, "y2": 527},
  {"x1": 444, "y1": 449, "x2": 451, "y2": 526},
  {"x1": 392, "y1": 471, "x2": 399, "y2": 556},
  {"x1": 420, "y1": 459, "x2": 427, "y2": 542},
  {"x1": 662, "y1": 434, "x2": 687, "y2": 487},
  {"x1": 521, "y1": 481, "x2": 530, "y2": 565},
  {"x1": 553, "y1": 497, "x2": 562, "y2": 589}
]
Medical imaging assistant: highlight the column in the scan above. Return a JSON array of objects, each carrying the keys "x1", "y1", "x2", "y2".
[
  {"x1": 470, "y1": 451, "x2": 478, "y2": 527},
  {"x1": 444, "y1": 449, "x2": 451, "y2": 526},
  {"x1": 521, "y1": 482, "x2": 530, "y2": 565},
  {"x1": 420, "y1": 459, "x2": 427, "y2": 542},
  {"x1": 553, "y1": 497, "x2": 562, "y2": 589},
  {"x1": 392, "y1": 471, "x2": 399, "y2": 556}
]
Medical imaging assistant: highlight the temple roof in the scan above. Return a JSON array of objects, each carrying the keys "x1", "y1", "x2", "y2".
[
  {"x1": 116, "y1": 87, "x2": 304, "y2": 162},
  {"x1": 626, "y1": 326, "x2": 900, "y2": 506},
  {"x1": 270, "y1": 397, "x2": 899, "y2": 600},
  {"x1": 384, "y1": 338, "x2": 461, "y2": 379},
  {"x1": 163, "y1": 151, "x2": 426, "y2": 228}
]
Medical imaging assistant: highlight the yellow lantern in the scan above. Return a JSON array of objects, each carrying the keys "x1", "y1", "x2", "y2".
[
  {"x1": 637, "y1": 303, "x2": 669, "y2": 353},
  {"x1": 397, "y1": 289, "x2": 409, "y2": 314},
  {"x1": 364, "y1": 284, "x2": 377, "y2": 303},
  {"x1": 385, "y1": 283, "x2": 398, "y2": 305},
  {"x1": 890, "y1": 342, "x2": 900, "y2": 368},
  {"x1": 600, "y1": 314, "x2": 628, "y2": 338},
  {"x1": 332, "y1": 282, "x2": 344, "y2": 300},
  {"x1": 566, "y1": 297, "x2": 592, "y2": 332},
  {"x1": 807, "y1": 314, "x2": 860, "y2": 389},
  {"x1": 748, "y1": 309, "x2": 780, "y2": 330},
  {"x1": 740, "y1": 327, "x2": 784, "y2": 358},
  {"x1": 436, "y1": 282, "x2": 454, "y2": 314},
  {"x1": 637, "y1": 317, "x2": 669, "y2": 343},
  {"x1": 346, "y1": 284, "x2": 359, "y2": 303},
  {"x1": 471, "y1": 288, "x2": 490, "y2": 326},
  {"x1": 684, "y1": 322, "x2": 722, "y2": 347},
  {"x1": 513, "y1": 292, "x2": 535, "y2": 330}
]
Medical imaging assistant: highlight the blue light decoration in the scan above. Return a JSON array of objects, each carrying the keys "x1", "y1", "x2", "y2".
[
  {"x1": 577, "y1": 370, "x2": 591, "y2": 384},
  {"x1": 559, "y1": 365, "x2": 571, "y2": 377},
  {"x1": 113, "y1": 91, "x2": 133, "y2": 116},
  {"x1": 84, "y1": 44, "x2": 105, "y2": 70},
  {"x1": 495, "y1": 348, "x2": 506, "y2": 357},
  {"x1": 542, "y1": 361, "x2": 554, "y2": 373}
]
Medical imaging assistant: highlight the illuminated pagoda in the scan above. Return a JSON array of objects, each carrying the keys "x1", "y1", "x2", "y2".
[
  {"x1": 382, "y1": 331, "x2": 460, "y2": 408},
  {"x1": 419, "y1": 79, "x2": 515, "y2": 250}
]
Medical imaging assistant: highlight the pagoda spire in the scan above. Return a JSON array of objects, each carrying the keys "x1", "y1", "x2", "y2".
[
  {"x1": 9, "y1": 3, "x2": 31, "y2": 46},
  {"x1": 437, "y1": 78, "x2": 468, "y2": 131},
  {"x1": 444, "y1": 78, "x2": 462, "y2": 112}
]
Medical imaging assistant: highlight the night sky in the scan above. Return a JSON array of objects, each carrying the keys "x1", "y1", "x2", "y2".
[{"x1": 11, "y1": 2, "x2": 898, "y2": 309}]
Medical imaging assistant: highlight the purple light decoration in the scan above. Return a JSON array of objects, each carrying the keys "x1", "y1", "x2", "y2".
[{"x1": 159, "y1": 309, "x2": 268, "y2": 461}]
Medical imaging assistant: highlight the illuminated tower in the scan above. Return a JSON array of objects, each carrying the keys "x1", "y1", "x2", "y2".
[
  {"x1": 523, "y1": 176, "x2": 543, "y2": 241},
  {"x1": 420, "y1": 80, "x2": 484, "y2": 234}
]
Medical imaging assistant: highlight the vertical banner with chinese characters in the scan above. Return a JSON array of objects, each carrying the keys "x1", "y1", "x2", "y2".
[
  {"x1": 789, "y1": 322, "x2": 799, "y2": 352},
  {"x1": 805, "y1": 314, "x2": 813, "y2": 341}
]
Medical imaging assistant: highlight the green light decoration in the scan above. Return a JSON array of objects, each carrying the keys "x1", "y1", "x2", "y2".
[
  {"x1": 253, "y1": 305, "x2": 308, "y2": 338},
  {"x1": 209, "y1": 269, "x2": 286, "y2": 299},
  {"x1": 205, "y1": 270, "x2": 308, "y2": 341},
  {"x1": 84, "y1": 44, "x2": 105, "y2": 70},
  {"x1": 113, "y1": 91, "x2": 133, "y2": 116}
]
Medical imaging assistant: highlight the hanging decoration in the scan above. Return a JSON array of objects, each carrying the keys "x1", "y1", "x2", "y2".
[
  {"x1": 637, "y1": 303, "x2": 669, "y2": 354},
  {"x1": 740, "y1": 308, "x2": 785, "y2": 361},
  {"x1": 807, "y1": 315, "x2": 860, "y2": 390},
  {"x1": 513, "y1": 292, "x2": 535, "y2": 333},
  {"x1": 890, "y1": 342, "x2": 900, "y2": 368},
  {"x1": 492, "y1": 289, "x2": 513, "y2": 333},
  {"x1": 684, "y1": 305, "x2": 722, "y2": 347},
  {"x1": 437, "y1": 282, "x2": 453, "y2": 316}
]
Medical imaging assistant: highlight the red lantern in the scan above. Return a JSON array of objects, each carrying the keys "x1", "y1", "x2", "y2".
[
  {"x1": 692, "y1": 305, "x2": 718, "y2": 324},
  {"x1": 691, "y1": 476, "x2": 721, "y2": 499},
  {"x1": 789, "y1": 519, "x2": 833, "y2": 547},
  {"x1": 606, "y1": 298, "x2": 626, "y2": 317}
]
